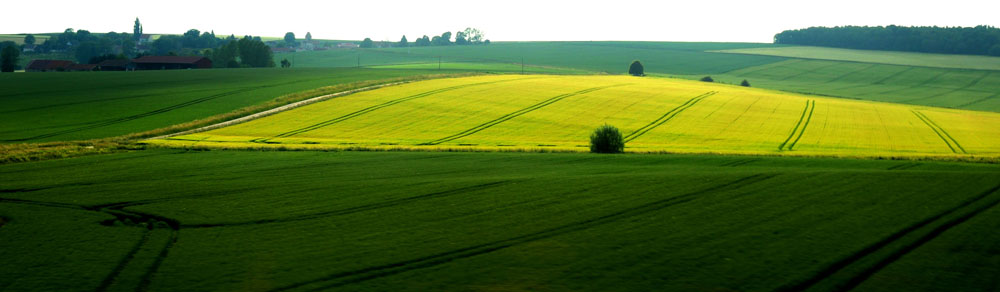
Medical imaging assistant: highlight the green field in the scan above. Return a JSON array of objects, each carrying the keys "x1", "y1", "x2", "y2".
[
  {"x1": 275, "y1": 42, "x2": 786, "y2": 74},
  {"x1": 1, "y1": 150, "x2": 998, "y2": 291},
  {"x1": 0, "y1": 34, "x2": 50, "y2": 45},
  {"x1": 0, "y1": 68, "x2": 486, "y2": 143},
  {"x1": 151, "y1": 75, "x2": 1000, "y2": 160},
  {"x1": 697, "y1": 59, "x2": 1000, "y2": 112},
  {"x1": 715, "y1": 46, "x2": 1000, "y2": 70},
  {"x1": 280, "y1": 42, "x2": 1000, "y2": 112}
]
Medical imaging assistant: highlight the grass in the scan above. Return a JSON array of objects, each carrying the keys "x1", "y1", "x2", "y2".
[
  {"x1": 0, "y1": 34, "x2": 51, "y2": 45},
  {"x1": 0, "y1": 150, "x2": 998, "y2": 291},
  {"x1": 276, "y1": 42, "x2": 786, "y2": 75},
  {"x1": 0, "y1": 67, "x2": 482, "y2": 143},
  {"x1": 714, "y1": 46, "x2": 1000, "y2": 70},
  {"x1": 148, "y1": 75, "x2": 1000, "y2": 161},
  {"x1": 694, "y1": 59, "x2": 1000, "y2": 112}
]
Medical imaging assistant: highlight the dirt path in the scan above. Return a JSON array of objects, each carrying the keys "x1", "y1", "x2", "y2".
[{"x1": 145, "y1": 81, "x2": 409, "y2": 140}]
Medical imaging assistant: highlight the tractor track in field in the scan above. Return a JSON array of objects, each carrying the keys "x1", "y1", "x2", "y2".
[
  {"x1": 3, "y1": 80, "x2": 314, "y2": 142},
  {"x1": 903, "y1": 71, "x2": 992, "y2": 103},
  {"x1": 823, "y1": 64, "x2": 877, "y2": 84},
  {"x1": 911, "y1": 110, "x2": 966, "y2": 154},
  {"x1": 622, "y1": 91, "x2": 717, "y2": 143},
  {"x1": 0, "y1": 87, "x2": 227, "y2": 115},
  {"x1": 776, "y1": 183, "x2": 1000, "y2": 292},
  {"x1": 776, "y1": 62, "x2": 844, "y2": 81},
  {"x1": 421, "y1": 84, "x2": 629, "y2": 146},
  {"x1": 266, "y1": 174, "x2": 778, "y2": 292},
  {"x1": 956, "y1": 92, "x2": 1000, "y2": 109},
  {"x1": 136, "y1": 230, "x2": 179, "y2": 292},
  {"x1": 719, "y1": 158, "x2": 760, "y2": 167},
  {"x1": 886, "y1": 163, "x2": 922, "y2": 171},
  {"x1": 872, "y1": 67, "x2": 916, "y2": 85},
  {"x1": 255, "y1": 77, "x2": 540, "y2": 143},
  {"x1": 183, "y1": 181, "x2": 514, "y2": 228},
  {"x1": 778, "y1": 100, "x2": 815, "y2": 151},
  {"x1": 95, "y1": 229, "x2": 151, "y2": 292}
]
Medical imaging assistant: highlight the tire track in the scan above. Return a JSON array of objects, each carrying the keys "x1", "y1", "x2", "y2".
[
  {"x1": 903, "y1": 71, "x2": 992, "y2": 103},
  {"x1": 719, "y1": 158, "x2": 760, "y2": 167},
  {"x1": 872, "y1": 67, "x2": 915, "y2": 85},
  {"x1": 956, "y1": 92, "x2": 1000, "y2": 109},
  {"x1": 259, "y1": 77, "x2": 539, "y2": 143},
  {"x1": 136, "y1": 230, "x2": 178, "y2": 292},
  {"x1": 776, "y1": 183, "x2": 1000, "y2": 292},
  {"x1": 776, "y1": 62, "x2": 844, "y2": 81},
  {"x1": 183, "y1": 181, "x2": 513, "y2": 228},
  {"x1": 912, "y1": 110, "x2": 966, "y2": 154},
  {"x1": 267, "y1": 174, "x2": 778, "y2": 292},
  {"x1": 778, "y1": 100, "x2": 815, "y2": 151},
  {"x1": 422, "y1": 84, "x2": 628, "y2": 145},
  {"x1": 832, "y1": 185, "x2": 1000, "y2": 291},
  {"x1": 886, "y1": 163, "x2": 921, "y2": 171},
  {"x1": 95, "y1": 230, "x2": 152, "y2": 292},
  {"x1": 622, "y1": 91, "x2": 717, "y2": 143},
  {"x1": 823, "y1": 64, "x2": 877, "y2": 84}
]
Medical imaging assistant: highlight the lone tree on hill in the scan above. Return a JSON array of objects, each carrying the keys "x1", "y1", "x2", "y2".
[
  {"x1": 700, "y1": 76, "x2": 714, "y2": 82},
  {"x1": 590, "y1": 124, "x2": 625, "y2": 153},
  {"x1": 628, "y1": 60, "x2": 644, "y2": 76},
  {"x1": 24, "y1": 34, "x2": 35, "y2": 45},
  {"x1": 740, "y1": 79, "x2": 751, "y2": 87},
  {"x1": 284, "y1": 32, "x2": 296, "y2": 44},
  {"x1": 281, "y1": 58, "x2": 291, "y2": 68},
  {"x1": 1, "y1": 42, "x2": 20, "y2": 72},
  {"x1": 398, "y1": 35, "x2": 408, "y2": 47},
  {"x1": 360, "y1": 38, "x2": 374, "y2": 48}
]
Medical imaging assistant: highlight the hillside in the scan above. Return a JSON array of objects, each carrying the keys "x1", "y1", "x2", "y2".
[
  {"x1": 149, "y1": 75, "x2": 1000, "y2": 160},
  {"x1": 277, "y1": 42, "x2": 1000, "y2": 112}
]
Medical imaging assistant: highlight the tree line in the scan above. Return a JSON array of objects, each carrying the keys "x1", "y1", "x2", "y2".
[
  {"x1": 361, "y1": 28, "x2": 490, "y2": 48},
  {"x1": 774, "y1": 25, "x2": 1000, "y2": 56}
]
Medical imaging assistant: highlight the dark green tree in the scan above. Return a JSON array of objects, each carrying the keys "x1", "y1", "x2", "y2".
[
  {"x1": 700, "y1": 76, "x2": 714, "y2": 82},
  {"x1": 454, "y1": 31, "x2": 468, "y2": 45},
  {"x1": 432, "y1": 32, "x2": 452, "y2": 46},
  {"x1": 133, "y1": 18, "x2": 143, "y2": 41},
  {"x1": 305, "y1": 32, "x2": 312, "y2": 42},
  {"x1": 280, "y1": 58, "x2": 291, "y2": 68},
  {"x1": 462, "y1": 28, "x2": 485, "y2": 44},
  {"x1": 284, "y1": 32, "x2": 296, "y2": 44},
  {"x1": 1, "y1": 41, "x2": 19, "y2": 72},
  {"x1": 23, "y1": 34, "x2": 35, "y2": 45},
  {"x1": 628, "y1": 60, "x2": 644, "y2": 76},
  {"x1": 740, "y1": 79, "x2": 751, "y2": 87},
  {"x1": 398, "y1": 35, "x2": 408, "y2": 47},
  {"x1": 75, "y1": 41, "x2": 105, "y2": 63},
  {"x1": 212, "y1": 40, "x2": 240, "y2": 68},
  {"x1": 182, "y1": 29, "x2": 202, "y2": 48},
  {"x1": 152, "y1": 35, "x2": 182, "y2": 55},
  {"x1": 237, "y1": 36, "x2": 275, "y2": 68},
  {"x1": 360, "y1": 38, "x2": 374, "y2": 48},
  {"x1": 590, "y1": 124, "x2": 625, "y2": 153}
]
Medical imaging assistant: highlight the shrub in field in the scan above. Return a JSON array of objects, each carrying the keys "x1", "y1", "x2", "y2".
[
  {"x1": 741, "y1": 79, "x2": 751, "y2": 87},
  {"x1": 590, "y1": 124, "x2": 625, "y2": 153},
  {"x1": 628, "y1": 60, "x2": 645, "y2": 76},
  {"x1": 700, "y1": 76, "x2": 714, "y2": 82}
]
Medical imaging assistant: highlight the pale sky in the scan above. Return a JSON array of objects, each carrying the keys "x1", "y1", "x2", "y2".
[{"x1": 2, "y1": 0, "x2": 998, "y2": 43}]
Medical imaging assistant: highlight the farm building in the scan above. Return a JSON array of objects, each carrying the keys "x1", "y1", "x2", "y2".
[
  {"x1": 97, "y1": 59, "x2": 132, "y2": 71},
  {"x1": 132, "y1": 56, "x2": 212, "y2": 70},
  {"x1": 25, "y1": 60, "x2": 74, "y2": 72},
  {"x1": 337, "y1": 43, "x2": 360, "y2": 48},
  {"x1": 66, "y1": 64, "x2": 97, "y2": 72}
]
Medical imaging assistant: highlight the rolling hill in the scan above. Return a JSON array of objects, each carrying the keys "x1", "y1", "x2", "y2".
[{"x1": 149, "y1": 75, "x2": 1000, "y2": 160}]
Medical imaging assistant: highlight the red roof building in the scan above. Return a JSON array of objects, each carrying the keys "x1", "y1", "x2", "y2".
[
  {"x1": 25, "y1": 60, "x2": 74, "y2": 72},
  {"x1": 132, "y1": 56, "x2": 212, "y2": 70},
  {"x1": 66, "y1": 64, "x2": 98, "y2": 72}
]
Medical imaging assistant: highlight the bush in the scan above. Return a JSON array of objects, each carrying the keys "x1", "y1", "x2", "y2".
[
  {"x1": 628, "y1": 60, "x2": 644, "y2": 76},
  {"x1": 740, "y1": 79, "x2": 751, "y2": 87},
  {"x1": 700, "y1": 76, "x2": 714, "y2": 82},
  {"x1": 590, "y1": 124, "x2": 625, "y2": 153}
]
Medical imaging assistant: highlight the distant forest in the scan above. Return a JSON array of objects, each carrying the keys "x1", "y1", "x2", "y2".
[{"x1": 774, "y1": 25, "x2": 1000, "y2": 56}]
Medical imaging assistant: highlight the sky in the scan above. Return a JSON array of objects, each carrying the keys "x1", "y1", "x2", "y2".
[{"x1": 3, "y1": 0, "x2": 999, "y2": 43}]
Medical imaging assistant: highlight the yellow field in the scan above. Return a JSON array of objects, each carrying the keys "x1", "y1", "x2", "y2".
[{"x1": 147, "y1": 75, "x2": 1000, "y2": 159}]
